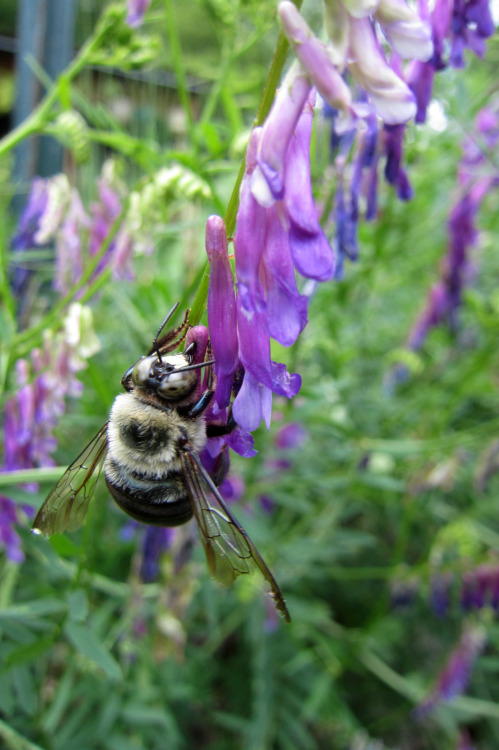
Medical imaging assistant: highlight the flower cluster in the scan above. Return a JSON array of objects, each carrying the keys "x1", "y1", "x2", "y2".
[
  {"x1": 206, "y1": 64, "x2": 339, "y2": 435},
  {"x1": 430, "y1": 564, "x2": 499, "y2": 616},
  {"x1": 0, "y1": 304, "x2": 100, "y2": 561},
  {"x1": 12, "y1": 160, "x2": 190, "y2": 300},
  {"x1": 407, "y1": 0, "x2": 496, "y2": 124},
  {"x1": 279, "y1": 0, "x2": 432, "y2": 127},
  {"x1": 312, "y1": 0, "x2": 495, "y2": 272}
]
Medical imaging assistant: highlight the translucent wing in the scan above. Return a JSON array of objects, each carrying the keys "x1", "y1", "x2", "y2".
[
  {"x1": 180, "y1": 449, "x2": 290, "y2": 622},
  {"x1": 33, "y1": 424, "x2": 108, "y2": 537}
]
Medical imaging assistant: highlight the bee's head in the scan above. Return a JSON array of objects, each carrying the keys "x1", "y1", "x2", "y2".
[{"x1": 131, "y1": 353, "x2": 198, "y2": 401}]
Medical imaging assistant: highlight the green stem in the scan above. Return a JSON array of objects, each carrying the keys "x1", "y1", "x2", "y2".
[
  {"x1": 164, "y1": 0, "x2": 197, "y2": 146},
  {"x1": 0, "y1": 719, "x2": 46, "y2": 750}
]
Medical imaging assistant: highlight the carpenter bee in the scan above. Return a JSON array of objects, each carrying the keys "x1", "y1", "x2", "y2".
[{"x1": 33, "y1": 304, "x2": 290, "y2": 622}]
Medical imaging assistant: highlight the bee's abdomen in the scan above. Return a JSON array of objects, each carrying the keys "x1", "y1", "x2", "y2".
[{"x1": 104, "y1": 459, "x2": 193, "y2": 527}]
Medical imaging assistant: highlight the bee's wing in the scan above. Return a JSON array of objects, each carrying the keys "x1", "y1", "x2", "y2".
[
  {"x1": 180, "y1": 449, "x2": 290, "y2": 623},
  {"x1": 33, "y1": 424, "x2": 108, "y2": 537}
]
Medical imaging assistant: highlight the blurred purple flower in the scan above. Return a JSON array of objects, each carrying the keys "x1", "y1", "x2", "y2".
[
  {"x1": 126, "y1": 0, "x2": 151, "y2": 28},
  {"x1": 275, "y1": 422, "x2": 308, "y2": 450},
  {"x1": 430, "y1": 573, "x2": 453, "y2": 617},
  {"x1": 450, "y1": 0, "x2": 495, "y2": 67},
  {"x1": 383, "y1": 123, "x2": 413, "y2": 201},
  {"x1": 11, "y1": 179, "x2": 49, "y2": 296},
  {"x1": 1, "y1": 305, "x2": 99, "y2": 561},
  {"x1": 406, "y1": 0, "x2": 495, "y2": 122},
  {"x1": 416, "y1": 625, "x2": 486, "y2": 715},
  {"x1": 54, "y1": 188, "x2": 89, "y2": 294},
  {"x1": 405, "y1": 105, "x2": 499, "y2": 351},
  {"x1": 0, "y1": 498, "x2": 25, "y2": 563},
  {"x1": 141, "y1": 526, "x2": 176, "y2": 583}
]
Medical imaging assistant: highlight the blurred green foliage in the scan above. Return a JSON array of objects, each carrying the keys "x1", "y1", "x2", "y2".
[{"x1": 1, "y1": 2, "x2": 499, "y2": 750}]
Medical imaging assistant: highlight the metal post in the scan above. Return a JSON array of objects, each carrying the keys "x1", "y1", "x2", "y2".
[
  {"x1": 38, "y1": 0, "x2": 77, "y2": 177},
  {"x1": 12, "y1": 0, "x2": 77, "y2": 191},
  {"x1": 12, "y1": 0, "x2": 47, "y2": 194}
]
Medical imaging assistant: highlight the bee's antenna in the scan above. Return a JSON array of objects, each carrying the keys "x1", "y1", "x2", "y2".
[
  {"x1": 152, "y1": 302, "x2": 180, "y2": 364},
  {"x1": 175, "y1": 359, "x2": 215, "y2": 374}
]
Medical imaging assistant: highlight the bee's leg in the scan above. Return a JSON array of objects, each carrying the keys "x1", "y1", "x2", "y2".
[
  {"x1": 150, "y1": 308, "x2": 191, "y2": 356},
  {"x1": 187, "y1": 389, "x2": 215, "y2": 419}
]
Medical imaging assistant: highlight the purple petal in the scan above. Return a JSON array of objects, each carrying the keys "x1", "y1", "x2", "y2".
[
  {"x1": 284, "y1": 104, "x2": 336, "y2": 280},
  {"x1": 234, "y1": 131, "x2": 267, "y2": 313},
  {"x1": 232, "y1": 370, "x2": 268, "y2": 432},
  {"x1": 348, "y1": 18, "x2": 417, "y2": 124},
  {"x1": 278, "y1": 3, "x2": 353, "y2": 122},
  {"x1": 206, "y1": 215, "x2": 239, "y2": 408},
  {"x1": 126, "y1": 0, "x2": 152, "y2": 28},
  {"x1": 275, "y1": 422, "x2": 308, "y2": 449},
  {"x1": 224, "y1": 428, "x2": 258, "y2": 458},
  {"x1": 256, "y1": 62, "x2": 312, "y2": 201},
  {"x1": 262, "y1": 207, "x2": 308, "y2": 346},
  {"x1": 375, "y1": 0, "x2": 433, "y2": 61}
]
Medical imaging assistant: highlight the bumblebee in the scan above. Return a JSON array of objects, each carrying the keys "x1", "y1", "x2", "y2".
[{"x1": 33, "y1": 304, "x2": 290, "y2": 622}]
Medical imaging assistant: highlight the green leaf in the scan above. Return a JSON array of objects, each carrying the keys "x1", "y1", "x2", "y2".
[
  {"x1": 0, "y1": 599, "x2": 66, "y2": 622},
  {"x1": 64, "y1": 621, "x2": 121, "y2": 681},
  {"x1": 66, "y1": 590, "x2": 89, "y2": 622},
  {"x1": 4, "y1": 636, "x2": 54, "y2": 669}
]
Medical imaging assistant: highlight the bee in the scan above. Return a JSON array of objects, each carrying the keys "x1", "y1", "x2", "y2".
[{"x1": 33, "y1": 304, "x2": 290, "y2": 622}]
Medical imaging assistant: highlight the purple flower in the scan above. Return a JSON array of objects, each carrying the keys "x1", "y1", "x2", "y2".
[
  {"x1": 450, "y1": 0, "x2": 495, "y2": 67},
  {"x1": 404, "y1": 105, "x2": 498, "y2": 352},
  {"x1": 256, "y1": 64, "x2": 313, "y2": 202},
  {"x1": 89, "y1": 177, "x2": 122, "y2": 258},
  {"x1": 0, "y1": 497, "x2": 25, "y2": 563},
  {"x1": 430, "y1": 574, "x2": 453, "y2": 617},
  {"x1": 12, "y1": 179, "x2": 49, "y2": 253},
  {"x1": 275, "y1": 422, "x2": 308, "y2": 450},
  {"x1": 348, "y1": 18, "x2": 418, "y2": 124},
  {"x1": 282, "y1": 95, "x2": 336, "y2": 282},
  {"x1": 407, "y1": 282, "x2": 449, "y2": 349},
  {"x1": 1, "y1": 305, "x2": 99, "y2": 561},
  {"x1": 54, "y1": 188, "x2": 89, "y2": 294},
  {"x1": 278, "y1": 5, "x2": 353, "y2": 126},
  {"x1": 141, "y1": 526, "x2": 176, "y2": 583},
  {"x1": 335, "y1": 172, "x2": 359, "y2": 272},
  {"x1": 206, "y1": 216, "x2": 239, "y2": 410},
  {"x1": 383, "y1": 124, "x2": 413, "y2": 201},
  {"x1": 406, "y1": 59, "x2": 435, "y2": 123},
  {"x1": 416, "y1": 626, "x2": 486, "y2": 715},
  {"x1": 431, "y1": 0, "x2": 453, "y2": 69},
  {"x1": 374, "y1": 0, "x2": 433, "y2": 61},
  {"x1": 126, "y1": 0, "x2": 151, "y2": 28}
]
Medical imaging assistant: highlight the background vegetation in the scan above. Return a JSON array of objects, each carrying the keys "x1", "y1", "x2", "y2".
[{"x1": 1, "y1": 1, "x2": 499, "y2": 748}]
